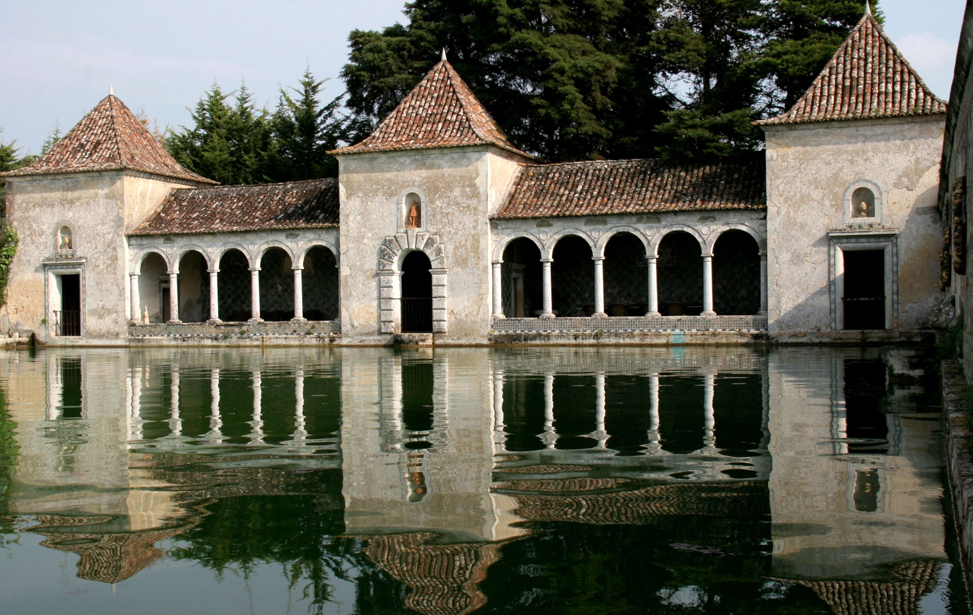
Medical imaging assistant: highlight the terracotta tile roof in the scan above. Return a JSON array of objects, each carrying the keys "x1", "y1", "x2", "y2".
[
  {"x1": 493, "y1": 159, "x2": 765, "y2": 219},
  {"x1": 131, "y1": 178, "x2": 338, "y2": 236},
  {"x1": 332, "y1": 57, "x2": 534, "y2": 159},
  {"x1": 788, "y1": 560, "x2": 941, "y2": 615},
  {"x1": 757, "y1": 14, "x2": 947, "y2": 126},
  {"x1": 2, "y1": 95, "x2": 215, "y2": 184},
  {"x1": 365, "y1": 533, "x2": 502, "y2": 615}
]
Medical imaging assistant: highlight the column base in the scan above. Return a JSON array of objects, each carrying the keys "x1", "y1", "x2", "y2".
[
  {"x1": 701, "y1": 311, "x2": 717, "y2": 317},
  {"x1": 207, "y1": 319, "x2": 223, "y2": 325},
  {"x1": 539, "y1": 313, "x2": 556, "y2": 320},
  {"x1": 492, "y1": 314, "x2": 505, "y2": 320},
  {"x1": 645, "y1": 311, "x2": 661, "y2": 318},
  {"x1": 248, "y1": 318, "x2": 264, "y2": 324},
  {"x1": 591, "y1": 312, "x2": 608, "y2": 319},
  {"x1": 291, "y1": 317, "x2": 307, "y2": 323},
  {"x1": 166, "y1": 319, "x2": 182, "y2": 325}
]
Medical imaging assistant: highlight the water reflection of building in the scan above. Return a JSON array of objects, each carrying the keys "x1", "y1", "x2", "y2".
[{"x1": 0, "y1": 347, "x2": 952, "y2": 615}]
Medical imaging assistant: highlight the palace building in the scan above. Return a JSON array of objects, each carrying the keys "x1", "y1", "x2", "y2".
[{"x1": 0, "y1": 12, "x2": 948, "y2": 345}]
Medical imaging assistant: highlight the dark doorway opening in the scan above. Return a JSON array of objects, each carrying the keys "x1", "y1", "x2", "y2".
[
  {"x1": 59, "y1": 358, "x2": 83, "y2": 418},
  {"x1": 57, "y1": 274, "x2": 81, "y2": 336},
  {"x1": 401, "y1": 252, "x2": 432, "y2": 333},
  {"x1": 843, "y1": 360, "x2": 889, "y2": 454},
  {"x1": 843, "y1": 250, "x2": 885, "y2": 330}
]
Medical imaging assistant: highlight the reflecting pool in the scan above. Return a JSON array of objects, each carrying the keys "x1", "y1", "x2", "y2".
[{"x1": 0, "y1": 346, "x2": 966, "y2": 614}]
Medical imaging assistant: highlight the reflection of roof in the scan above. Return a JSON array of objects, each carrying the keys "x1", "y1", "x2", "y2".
[
  {"x1": 513, "y1": 481, "x2": 768, "y2": 524},
  {"x1": 495, "y1": 477, "x2": 630, "y2": 492},
  {"x1": 32, "y1": 515, "x2": 188, "y2": 584},
  {"x1": 757, "y1": 15, "x2": 946, "y2": 126},
  {"x1": 493, "y1": 160, "x2": 766, "y2": 220},
  {"x1": 365, "y1": 533, "x2": 502, "y2": 615},
  {"x1": 1, "y1": 95, "x2": 215, "y2": 184},
  {"x1": 332, "y1": 58, "x2": 532, "y2": 159},
  {"x1": 131, "y1": 178, "x2": 339, "y2": 236},
  {"x1": 787, "y1": 560, "x2": 940, "y2": 615},
  {"x1": 494, "y1": 464, "x2": 594, "y2": 475}
]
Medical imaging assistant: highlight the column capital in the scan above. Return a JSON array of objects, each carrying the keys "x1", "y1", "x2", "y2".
[
  {"x1": 207, "y1": 268, "x2": 220, "y2": 274},
  {"x1": 540, "y1": 258, "x2": 553, "y2": 265},
  {"x1": 129, "y1": 272, "x2": 139, "y2": 278},
  {"x1": 492, "y1": 260, "x2": 503, "y2": 266},
  {"x1": 701, "y1": 253, "x2": 714, "y2": 260},
  {"x1": 592, "y1": 256, "x2": 605, "y2": 262},
  {"x1": 645, "y1": 255, "x2": 658, "y2": 262},
  {"x1": 249, "y1": 267, "x2": 261, "y2": 273},
  {"x1": 167, "y1": 269, "x2": 180, "y2": 276},
  {"x1": 291, "y1": 266, "x2": 304, "y2": 271}
]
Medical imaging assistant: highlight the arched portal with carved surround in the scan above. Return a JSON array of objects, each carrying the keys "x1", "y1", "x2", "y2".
[{"x1": 378, "y1": 229, "x2": 447, "y2": 334}]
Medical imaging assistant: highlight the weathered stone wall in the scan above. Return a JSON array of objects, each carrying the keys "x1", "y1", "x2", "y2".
[
  {"x1": 2, "y1": 171, "x2": 192, "y2": 341},
  {"x1": 337, "y1": 146, "x2": 525, "y2": 342},
  {"x1": 764, "y1": 117, "x2": 944, "y2": 336}
]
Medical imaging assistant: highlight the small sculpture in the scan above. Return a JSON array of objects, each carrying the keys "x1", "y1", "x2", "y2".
[
  {"x1": 143, "y1": 305, "x2": 149, "y2": 324},
  {"x1": 407, "y1": 201, "x2": 420, "y2": 228}
]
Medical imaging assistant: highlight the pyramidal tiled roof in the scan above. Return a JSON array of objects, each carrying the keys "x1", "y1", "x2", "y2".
[
  {"x1": 2, "y1": 95, "x2": 216, "y2": 184},
  {"x1": 332, "y1": 56, "x2": 534, "y2": 159},
  {"x1": 757, "y1": 13, "x2": 947, "y2": 126}
]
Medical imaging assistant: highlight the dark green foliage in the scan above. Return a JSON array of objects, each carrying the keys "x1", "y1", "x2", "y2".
[
  {"x1": 168, "y1": 71, "x2": 344, "y2": 185},
  {"x1": 760, "y1": 0, "x2": 883, "y2": 113},
  {"x1": 0, "y1": 226, "x2": 19, "y2": 308},
  {"x1": 0, "y1": 131, "x2": 33, "y2": 216},
  {"x1": 270, "y1": 69, "x2": 344, "y2": 181}
]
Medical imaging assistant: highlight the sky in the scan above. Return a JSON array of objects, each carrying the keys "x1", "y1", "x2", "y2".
[{"x1": 0, "y1": 0, "x2": 967, "y2": 155}]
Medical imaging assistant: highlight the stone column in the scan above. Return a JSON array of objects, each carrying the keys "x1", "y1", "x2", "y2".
[
  {"x1": 250, "y1": 370, "x2": 264, "y2": 445},
  {"x1": 647, "y1": 373, "x2": 661, "y2": 454},
  {"x1": 703, "y1": 373, "x2": 716, "y2": 449},
  {"x1": 759, "y1": 251, "x2": 768, "y2": 315},
  {"x1": 492, "y1": 261, "x2": 504, "y2": 318},
  {"x1": 702, "y1": 254, "x2": 716, "y2": 316},
  {"x1": 169, "y1": 365, "x2": 181, "y2": 438},
  {"x1": 129, "y1": 273, "x2": 140, "y2": 324},
  {"x1": 646, "y1": 256, "x2": 660, "y2": 316},
  {"x1": 292, "y1": 267, "x2": 305, "y2": 321},
  {"x1": 592, "y1": 372, "x2": 609, "y2": 448},
  {"x1": 249, "y1": 268, "x2": 262, "y2": 322},
  {"x1": 209, "y1": 367, "x2": 223, "y2": 443},
  {"x1": 168, "y1": 271, "x2": 181, "y2": 323},
  {"x1": 540, "y1": 259, "x2": 554, "y2": 318},
  {"x1": 592, "y1": 256, "x2": 607, "y2": 318},
  {"x1": 541, "y1": 373, "x2": 557, "y2": 449},
  {"x1": 294, "y1": 368, "x2": 307, "y2": 444},
  {"x1": 493, "y1": 370, "x2": 506, "y2": 451},
  {"x1": 208, "y1": 269, "x2": 220, "y2": 323}
]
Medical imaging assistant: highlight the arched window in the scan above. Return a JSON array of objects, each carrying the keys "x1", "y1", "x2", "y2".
[
  {"x1": 405, "y1": 193, "x2": 422, "y2": 228},
  {"x1": 852, "y1": 187, "x2": 876, "y2": 218}
]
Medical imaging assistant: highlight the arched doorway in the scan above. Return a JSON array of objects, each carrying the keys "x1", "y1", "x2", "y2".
[
  {"x1": 138, "y1": 253, "x2": 168, "y2": 323},
  {"x1": 657, "y1": 231, "x2": 703, "y2": 316},
  {"x1": 502, "y1": 238, "x2": 542, "y2": 317},
  {"x1": 401, "y1": 251, "x2": 432, "y2": 333},
  {"x1": 604, "y1": 233, "x2": 648, "y2": 316},
  {"x1": 552, "y1": 235, "x2": 594, "y2": 317},
  {"x1": 259, "y1": 247, "x2": 294, "y2": 321},
  {"x1": 218, "y1": 249, "x2": 251, "y2": 322},
  {"x1": 177, "y1": 251, "x2": 209, "y2": 322},
  {"x1": 713, "y1": 230, "x2": 760, "y2": 315},
  {"x1": 303, "y1": 247, "x2": 339, "y2": 321}
]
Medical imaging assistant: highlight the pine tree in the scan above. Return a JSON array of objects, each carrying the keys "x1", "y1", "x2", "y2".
[
  {"x1": 271, "y1": 69, "x2": 344, "y2": 180},
  {"x1": 760, "y1": 0, "x2": 881, "y2": 114}
]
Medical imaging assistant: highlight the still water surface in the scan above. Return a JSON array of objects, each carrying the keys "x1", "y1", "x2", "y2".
[{"x1": 0, "y1": 346, "x2": 966, "y2": 614}]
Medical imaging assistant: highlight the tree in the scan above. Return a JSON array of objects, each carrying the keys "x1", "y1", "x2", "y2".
[
  {"x1": 169, "y1": 83, "x2": 240, "y2": 184},
  {"x1": 271, "y1": 69, "x2": 344, "y2": 180},
  {"x1": 650, "y1": 0, "x2": 766, "y2": 163},
  {"x1": 342, "y1": 0, "x2": 671, "y2": 162},
  {"x1": 760, "y1": 0, "x2": 882, "y2": 114}
]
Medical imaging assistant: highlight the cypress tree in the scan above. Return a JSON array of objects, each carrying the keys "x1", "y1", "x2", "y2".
[{"x1": 271, "y1": 69, "x2": 344, "y2": 180}]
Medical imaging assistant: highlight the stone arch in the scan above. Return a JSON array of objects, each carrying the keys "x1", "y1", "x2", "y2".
[
  {"x1": 493, "y1": 233, "x2": 544, "y2": 263},
  {"x1": 712, "y1": 230, "x2": 761, "y2": 315},
  {"x1": 255, "y1": 241, "x2": 297, "y2": 264},
  {"x1": 603, "y1": 231, "x2": 649, "y2": 316},
  {"x1": 656, "y1": 229, "x2": 705, "y2": 315},
  {"x1": 378, "y1": 231, "x2": 447, "y2": 334},
  {"x1": 648, "y1": 226, "x2": 706, "y2": 258},
  {"x1": 596, "y1": 227, "x2": 650, "y2": 257},
  {"x1": 551, "y1": 233, "x2": 595, "y2": 317},
  {"x1": 259, "y1": 246, "x2": 294, "y2": 321},
  {"x1": 217, "y1": 248, "x2": 253, "y2": 322},
  {"x1": 705, "y1": 224, "x2": 764, "y2": 255},
  {"x1": 212, "y1": 244, "x2": 256, "y2": 269},
  {"x1": 501, "y1": 237, "x2": 543, "y2": 318},
  {"x1": 174, "y1": 245, "x2": 214, "y2": 270},
  {"x1": 176, "y1": 249, "x2": 210, "y2": 322},
  {"x1": 296, "y1": 241, "x2": 339, "y2": 268},
  {"x1": 545, "y1": 229, "x2": 596, "y2": 259},
  {"x1": 302, "y1": 245, "x2": 339, "y2": 321},
  {"x1": 131, "y1": 249, "x2": 171, "y2": 274}
]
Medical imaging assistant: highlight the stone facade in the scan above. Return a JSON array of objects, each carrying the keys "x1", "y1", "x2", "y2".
[{"x1": 764, "y1": 116, "x2": 944, "y2": 337}]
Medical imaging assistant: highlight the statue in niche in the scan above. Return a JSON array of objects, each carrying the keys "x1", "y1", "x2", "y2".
[
  {"x1": 953, "y1": 177, "x2": 967, "y2": 275},
  {"x1": 851, "y1": 187, "x2": 875, "y2": 219},
  {"x1": 406, "y1": 195, "x2": 421, "y2": 228},
  {"x1": 57, "y1": 226, "x2": 73, "y2": 251}
]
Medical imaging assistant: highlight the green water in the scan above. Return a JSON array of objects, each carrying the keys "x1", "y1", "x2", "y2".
[{"x1": 0, "y1": 346, "x2": 966, "y2": 614}]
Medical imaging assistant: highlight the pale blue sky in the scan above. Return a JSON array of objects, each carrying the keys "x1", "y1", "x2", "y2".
[{"x1": 0, "y1": 0, "x2": 966, "y2": 154}]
